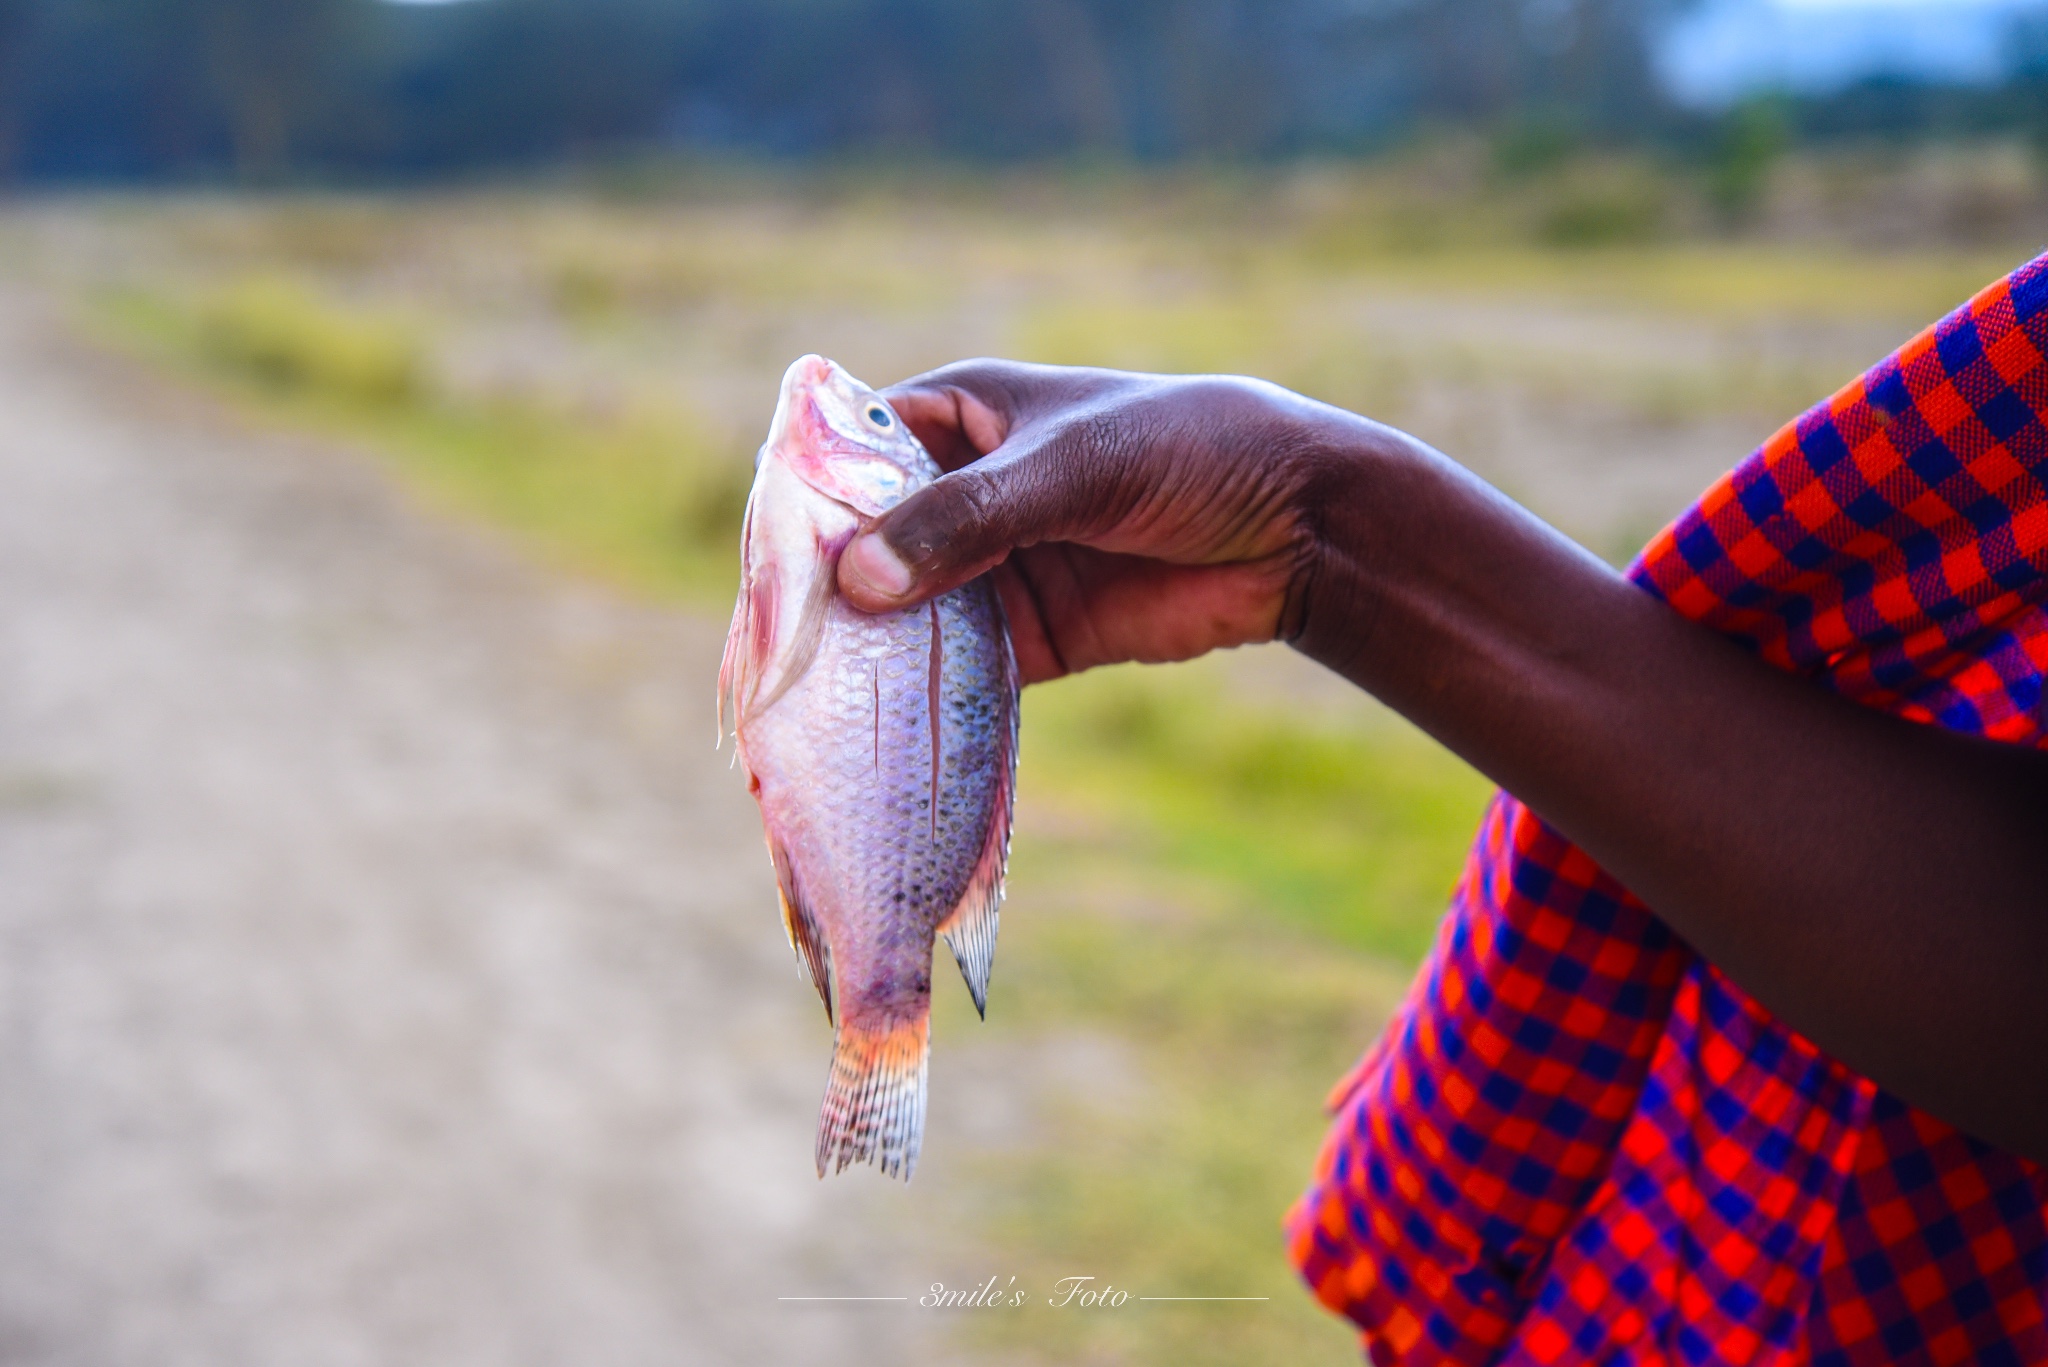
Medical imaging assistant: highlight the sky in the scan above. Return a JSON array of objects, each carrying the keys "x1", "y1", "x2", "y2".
[{"x1": 1659, "y1": 0, "x2": 2048, "y2": 105}]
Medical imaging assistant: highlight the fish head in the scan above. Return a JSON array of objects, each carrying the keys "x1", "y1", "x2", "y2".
[{"x1": 762, "y1": 354, "x2": 934, "y2": 519}]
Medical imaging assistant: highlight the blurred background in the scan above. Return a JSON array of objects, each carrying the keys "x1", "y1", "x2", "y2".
[{"x1": 0, "y1": 1, "x2": 2042, "y2": 1364}]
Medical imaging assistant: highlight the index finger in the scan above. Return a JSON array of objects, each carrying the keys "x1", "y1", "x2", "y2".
[{"x1": 878, "y1": 383, "x2": 1011, "y2": 473}]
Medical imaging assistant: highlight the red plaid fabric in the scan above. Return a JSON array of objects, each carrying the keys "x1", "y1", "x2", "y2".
[{"x1": 1287, "y1": 253, "x2": 2048, "y2": 1365}]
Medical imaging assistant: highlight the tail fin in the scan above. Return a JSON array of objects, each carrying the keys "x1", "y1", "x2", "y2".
[
  {"x1": 938, "y1": 581, "x2": 1021, "y2": 1018},
  {"x1": 816, "y1": 1013, "x2": 929, "y2": 1181}
]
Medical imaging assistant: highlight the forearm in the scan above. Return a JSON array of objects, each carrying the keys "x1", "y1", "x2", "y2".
[{"x1": 1293, "y1": 416, "x2": 2048, "y2": 1159}]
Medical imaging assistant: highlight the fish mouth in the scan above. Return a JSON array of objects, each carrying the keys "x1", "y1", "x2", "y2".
[
  {"x1": 762, "y1": 357, "x2": 812, "y2": 460},
  {"x1": 768, "y1": 354, "x2": 889, "y2": 465},
  {"x1": 761, "y1": 353, "x2": 917, "y2": 517},
  {"x1": 789, "y1": 353, "x2": 837, "y2": 388},
  {"x1": 767, "y1": 355, "x2": 846, "y2": 456}
]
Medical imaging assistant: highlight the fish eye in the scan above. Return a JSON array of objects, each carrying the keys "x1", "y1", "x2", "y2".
[{"x1": 864, "y1": 404, "x2": 894, "y2": 429}]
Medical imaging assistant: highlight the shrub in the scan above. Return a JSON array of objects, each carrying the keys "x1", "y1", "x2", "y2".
[
  {"x1": 1538, "y1": 180, "x2": 1667, "y2": 246},
  {"x1": 198, "y1": 276, "x2": 425, "y2": 407}
]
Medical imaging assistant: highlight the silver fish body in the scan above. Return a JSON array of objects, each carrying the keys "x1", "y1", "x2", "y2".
[{"x1": 720, "y1": 355, "x2": 1018, "y2": 1180}]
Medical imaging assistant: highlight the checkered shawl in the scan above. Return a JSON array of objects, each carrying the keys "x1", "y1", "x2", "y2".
[{"x1": 1287, "y1": 253, "x2": 2048, "y2": 1366}]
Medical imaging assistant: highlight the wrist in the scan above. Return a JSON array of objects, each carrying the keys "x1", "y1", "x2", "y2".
[{"x1": 1281, "y1": 406, "x2": 1423, "y2": 682}]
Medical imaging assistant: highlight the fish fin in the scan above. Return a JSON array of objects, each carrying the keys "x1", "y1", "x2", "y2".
[
  {"x1": 817, "y1": 1012, "x2": 929, "y2": 1181},
  {"x1": 935, "y1": 806, "x2": 1005, "y2": 1019},
  {"x1": 718, "y1": 496, "x2": 768, "y2": 741},
  {"x1": 926, "y1": 601, "x2": 943, "y2": 841},
  {"x1": 936, "y1": 609, "x2": 1020, "y2": 1020},
  {"x1": 716, "y1": 588, "x2": 749, "y2": 745},
  {"x1": 748, "y1": 556, "x2": 836, "y2": 720},
  {"x1": 768, "y1": 837, "x2": 834, "y2": 1025}
]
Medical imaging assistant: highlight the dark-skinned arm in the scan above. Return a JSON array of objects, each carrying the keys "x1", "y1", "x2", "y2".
[{"x1": 833, "y1": 361, "x2": 2048, "y2": 1162}]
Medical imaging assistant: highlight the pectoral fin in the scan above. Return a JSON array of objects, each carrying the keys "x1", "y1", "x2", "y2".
[
  {"x1": 720, "y1": 550, "x2": 838, "y2": 736},
  {"x1": 748, "y1": 560, "x2": 836, "y2": 720}
]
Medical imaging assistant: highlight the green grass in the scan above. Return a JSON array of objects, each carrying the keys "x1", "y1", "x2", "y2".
[
  {"x1": 1318, "y1": 243, "x2": 2031, "y2": 323},
  {"x1": 95, "y1": 277, "x2": 753, "y2": 602},
  {"x1": 931, "y1": 900, "x2": 1406, "y2": 1366},
  {"x1": 1022, "y1": 663, "x2": 1492, "y2": 963}
]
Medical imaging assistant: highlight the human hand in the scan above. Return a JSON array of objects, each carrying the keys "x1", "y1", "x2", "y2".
[{"x1": 835, "y1": 359, "x2": 1378, "y2": 684}]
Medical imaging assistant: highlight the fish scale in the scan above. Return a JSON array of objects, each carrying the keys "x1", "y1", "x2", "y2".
[{"x1": 720, "y1": 355, "x2": 1019, "y2": 1181}]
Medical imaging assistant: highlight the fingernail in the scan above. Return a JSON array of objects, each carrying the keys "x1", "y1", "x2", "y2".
[{"x1": 845, "y1": 533, "x2": 914, "y2": 598}]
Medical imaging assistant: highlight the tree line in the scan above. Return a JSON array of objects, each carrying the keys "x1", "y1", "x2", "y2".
[
  {"x1": 4, "y1": 0, "x2": 2046, "y2": 184},
  {"x1": 0, "y1": 0, "x2": 1677, "y2": 180}
]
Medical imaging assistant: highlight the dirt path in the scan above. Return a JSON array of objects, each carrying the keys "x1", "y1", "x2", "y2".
[{"x1": 0, "y1": 286, "x2": 952, "y2": 1366}]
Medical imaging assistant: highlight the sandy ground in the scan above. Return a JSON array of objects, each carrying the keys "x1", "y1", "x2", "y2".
[{"x1": 0, "y1": 285, "x2": 960, "y2": 1366}]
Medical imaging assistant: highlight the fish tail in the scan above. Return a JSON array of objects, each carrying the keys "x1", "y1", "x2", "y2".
[{"x1": 816, "y1": 1010, "x2": 929, "y2": 1181}]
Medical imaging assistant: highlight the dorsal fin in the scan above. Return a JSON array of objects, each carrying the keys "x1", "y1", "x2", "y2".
[{"x1": 935, "y1": 621, "x2": 1020, "y2": 1019}]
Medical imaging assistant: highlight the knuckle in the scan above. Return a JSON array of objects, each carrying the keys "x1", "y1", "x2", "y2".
[
  {"x1": 895, "y1": 471, "x2": 996, "y2": 569},
  {"x1": 929, "y1": 357, "x2": 1024, "y2": 404},
  {"x1": 943, "y1": 466, "x2": 1000, "y2": 536}
]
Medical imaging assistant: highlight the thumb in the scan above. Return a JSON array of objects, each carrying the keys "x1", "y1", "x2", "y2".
[{"x1": 838, "y1": 450, "x2": 1075, "y2": 612}]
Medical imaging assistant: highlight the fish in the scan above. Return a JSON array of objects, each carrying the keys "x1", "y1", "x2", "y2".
[{"x1": 719, "y1": 354, "x2": 1020, "y2": 1182}]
